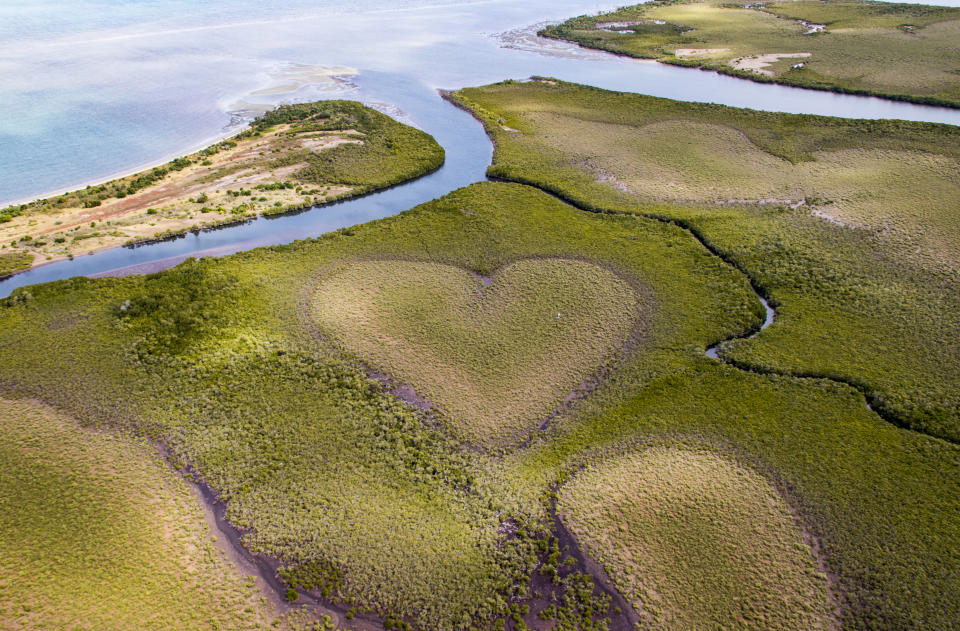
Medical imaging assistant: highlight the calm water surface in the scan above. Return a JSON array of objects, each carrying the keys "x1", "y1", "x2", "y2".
[{"x1": 2, "y1": 0, "x2": 959, "y2": 295}]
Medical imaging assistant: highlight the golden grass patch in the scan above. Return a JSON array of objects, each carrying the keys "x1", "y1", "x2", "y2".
[
  {"x1": 524, "y1": 113, "x2": 960, "y2": 267},
  {"x1": 558, "y1": 446, "x2": 837, "y2": 630},
  {"x1": 313, "y1": 258, "x2": 643, "y2": 446},
  {"x1": 0, "y1": 398, "x2": 276, "y2": 630}
]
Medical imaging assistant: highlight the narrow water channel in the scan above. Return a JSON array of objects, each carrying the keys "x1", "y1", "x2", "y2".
[{"x1": 3, "y1": 5, "x2": 960, "y2": 297}]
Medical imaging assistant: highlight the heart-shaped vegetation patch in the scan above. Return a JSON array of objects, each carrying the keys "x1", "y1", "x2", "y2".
[
  {"x1": 558, "y1": 447, "x2": 837, "y2": 630},
  {"x1": 312, "y1": 258, "x2": 643, "y2": 446}
]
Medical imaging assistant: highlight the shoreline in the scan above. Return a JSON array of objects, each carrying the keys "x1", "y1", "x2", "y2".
[
  {"x1": 0, "y1": 116, "x2": 251, "y2": 210},
  {"x1": 537, "y1": 29, "x2": 960, "y2": 112},
  {"x1": 0, "y1": 148, "x2": 446, "y2": 284}
]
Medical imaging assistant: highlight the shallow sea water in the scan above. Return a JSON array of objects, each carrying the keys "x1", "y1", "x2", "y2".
[{"x1": 2, "y1": 0, "x2": 959, "y2": 294}]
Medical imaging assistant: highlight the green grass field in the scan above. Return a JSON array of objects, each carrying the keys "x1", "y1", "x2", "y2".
[
  {"x1": 0, "y1": 397, "x2": 277, "y2": 630},
  {"x1": 542, "y1": 0, "x2": 960, "y2": 107},
  {"x1": 313, "y1": 258, "x2": 643, "y2": 446},
  {"x1": 451, "y1": 79, "x2": 960, "y2": 444},
  {"x1": 0, "y1": 251, "x2": 33, "y2": 278},
  {"x1": 507, "y1": 356, "x2": 960, "y2": 630},
  {"x1": 1, "y1": 179, "x2": 958, "y2": 629},
  {"x1": 3, "y1": 64, "x2": 960, "y2": 631},
  {"x1": 558, "y1": 446, "x2": 836, "y2": 630},
  {"x1": 0, "y1": 181, "x2": 761, "y2": 629}
]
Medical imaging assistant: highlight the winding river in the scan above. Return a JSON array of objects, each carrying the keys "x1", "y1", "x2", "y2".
[{"x1": 3, "y1": 1, "x2": 960, "y2": 297}]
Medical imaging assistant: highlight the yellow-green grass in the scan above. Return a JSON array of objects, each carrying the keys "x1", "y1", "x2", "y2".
[
  {"x1": 1, "y1": 181, "x2": 959, "y2": 628},
  {"x1": 0, "y1": 182, "x2": 761, "y2": 629},
  {"x1": 521, "y1": 113, "x2": 960, "y2": 268},
  {"x1": 506, "y1": 357, "x2": 960, "y2": 630},
  {"x1": 0, "y1": 251, "x2": 32, "y2": 279},
  {"x1": 0, "y1": 101, "x2": 443, "y2": 270},
  {"x1": 313, "y1": 258, "x2": 642, "y2": 446},
  {"x1": 542, "y1": 0, "x2": 960, "y2": 107},
  {"x1": 558, "y1": 446, "x2": 836, "y2": 630},
  {"x1": 0, "y1": 397, "x2": 275, "y2": 630},
  {"x1": 452, "y1": 80, "x2": 960, "y2": 442}
]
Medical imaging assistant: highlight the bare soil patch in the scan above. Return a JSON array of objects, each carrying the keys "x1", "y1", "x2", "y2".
[
  {"x1": 730, "y1": 52, "x2": 812, "y2": 77},
  {"x1": 0, "y1": 128, "x2": 360, "y2": 270}
]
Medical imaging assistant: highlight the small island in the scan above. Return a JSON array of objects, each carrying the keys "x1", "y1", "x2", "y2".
[{"x1": 0, "y1": 101, "x2": 444, "y2": 278}]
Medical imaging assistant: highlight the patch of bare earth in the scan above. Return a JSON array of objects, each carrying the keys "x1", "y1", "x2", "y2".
[
  {"x1": 730, "y1": 52, "x2": 811, "y2": 76},
  {"x1": 0, "y1": 127, "x2": 361, "y2": 270},
  {"x1": 674, "y1": 48, "x2": 730, "y2": 57}
]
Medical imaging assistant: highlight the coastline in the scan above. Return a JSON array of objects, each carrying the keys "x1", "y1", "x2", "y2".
[
  {"x1": 2, "y1": 62, "x2": 362, "y2": 210},
  {"x1": 0, "y1": 126, "x2": 446, "y2": 283},
  {"x1": 537, "y1": 25, "x2": 960, "y2": 111},
  {"x1": 0, "y1": 116, "x2": 250, "y2": 210}
]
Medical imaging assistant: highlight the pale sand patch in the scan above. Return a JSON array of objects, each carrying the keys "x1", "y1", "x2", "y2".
[
  {"x1": 249, "y1": 83, "x2": 301, "y2": 96},
  {"x1": 0, "y1": 125, "x2": 360, "y2": 269},
  {"x1": 596, "y1": 20, "x2": 669, "y2": 32},
  {"x1": 596, "y1": 21, "x2": 644, "y2": 28},
  {"x1": 295, "y1": 133, "x2": 364, "y2": 153},
  {"x1": 593, "y1": 167, "x2": 635, "y2": 194},
  {"x1": 730, "y1": 52, "x2": 811, "y2": 77},
  {"x1": 811, "y1": 208, "x2": 848, "y2": 226},
  {"x1": 674, "y1": 47, "x2": 730, "y2": 57},
  {"x1": 248, "y1": 64, "x2": 357, "y2": 97}
]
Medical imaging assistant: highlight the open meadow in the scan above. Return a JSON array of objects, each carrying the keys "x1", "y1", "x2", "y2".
[
  {"x1": 313, "y1": 257, "x2": 644, "y2": 447},
  {"x1": 0, "y1": 175, "x2": 958, "y2": 628},
  {"x1": 541, "y1": 0, "x2": 960, "y2": 107},
  {"x1": 0, "y1": 181, "x2": 764, "y2": 629},
  {"x1": 558, "y1": 446, "x2": 837, "y2": 630},
  {"x1": 0, "y1": 398, "x2": 281, "y2": 630}
]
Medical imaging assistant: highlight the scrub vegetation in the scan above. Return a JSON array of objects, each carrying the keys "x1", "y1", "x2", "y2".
[
  {"x1": 0, "y1": 182, "x2": 761, "y2": 629},
  {"x1": 510, "y1": 358, "x2": 960, "y2": 631},
  {"x1": 0, "y1": 251, "x2": 33, "y2": 278},
  {"x1": 1, "y1": 179, "x2": 958, "y2": 629},
  {"x1": 4, "y1": 64, "x2": 960, "y2": 631},
  {"x1": 0, "y1": 397, "x2": 278, "y2": 630},
  {"x1": 0, "y1": 101, "x2": 443, "y2": 271},
  {"x1": 541, "y1": 0, "x2": 960, "y2": 107},
  {"x1": 558, "y1": 446, "x2": 836, "y2": 630},
  {"x1": 451, "y1": 79, "x2": 960, "y2": 443}
]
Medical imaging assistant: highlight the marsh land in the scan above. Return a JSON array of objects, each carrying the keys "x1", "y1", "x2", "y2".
[
  {"x1": 2, "y1": 2, "x2": 960, "y2": 630},
  {"x1": 542, "y1": 0, "x2": 960, "y2": 107}
]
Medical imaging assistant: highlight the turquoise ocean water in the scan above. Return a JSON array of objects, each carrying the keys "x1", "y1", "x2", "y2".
[{"x1": 4, "y1": 0, "x2": 960, "y2": 206}]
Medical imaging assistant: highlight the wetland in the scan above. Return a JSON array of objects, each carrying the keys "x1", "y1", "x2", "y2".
[{"x1": 2, "y1": 1, "x2": 960, "y2": 630}]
